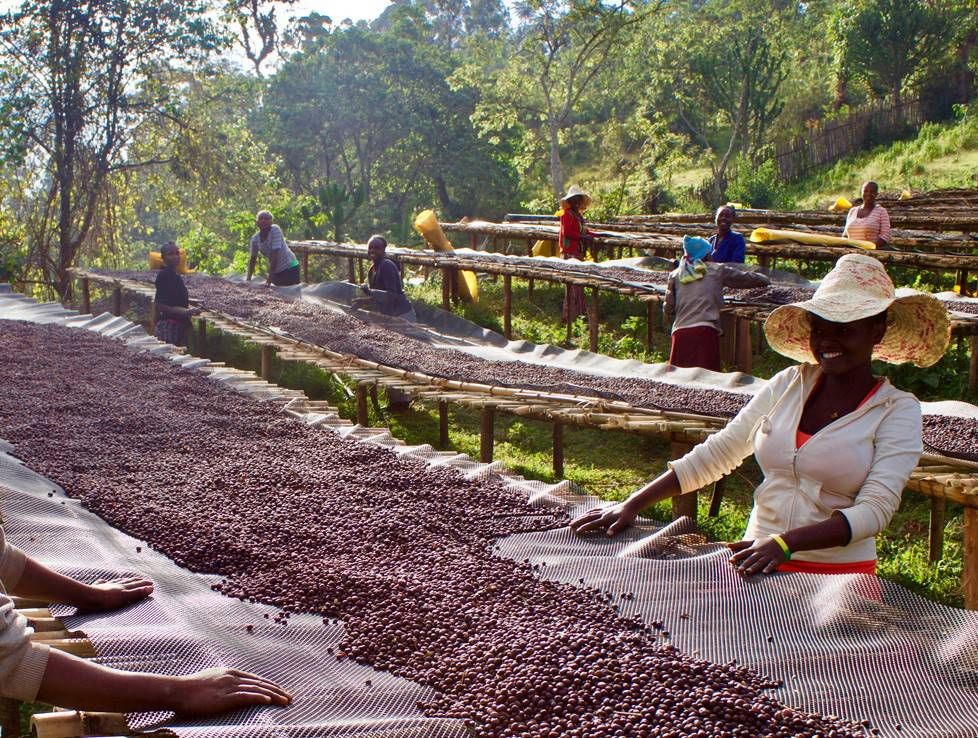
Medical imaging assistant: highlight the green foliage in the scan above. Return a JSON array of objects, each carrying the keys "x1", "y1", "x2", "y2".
[{"x1": 726, "y1": 160, "x2": 794, "y2": 210}]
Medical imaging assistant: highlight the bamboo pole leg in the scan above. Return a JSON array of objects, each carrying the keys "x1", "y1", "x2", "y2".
[
  {"x1": 347, "y1": 257, "x2": 356, "y2": 283},
  {"x1": 438, "y1": 401, "x2": 449, "y2": 449},
  {"x1": 356, "y1": 383, "x2": 369, "y2": 426},
  {"x1": 0, "y1": 696, "x2": 20, "y2": 738},
  {"x1": 971, "y1": 335, "x2": 978, "y2": 394},
  {"x1": 735, "y1": 316, "x2": 752, "y2": 373},
  {"x1": 440, "y1": 267, "x2": 451, "y2": 310},
  {"x1": 645, "y1": 301, "x2": 655, "y2": 352},
  {"x1": 480, "y1": 407, "x2": 495, "y2": 464},
  {"x1": 670, "y1": 441, "x2": 697, "y2": 522},
  {"x1": 708, "y1": 478, "x2": 725, "y2": 518},
  {"x1": 196, "y1": 318, "x2": 207, "y2": 350},
  {"x1": 588, "y1": 288, "x2": 599, "y2": 353},
  {"x1": 929, "y1": 496, "x2": 946, "y2": 563},
  {"x1": 260, "y1": 344, "x2": 274, "y2": 381},
  {"x1": 503, "y1": 274, "x2": 513, "y2": 340},
  {"x1": 553, "y1": 421, "x2": 564, "y2": 479},
  {"x1": 964, "y1": 507, "x2": 978, "y2": 610},
  {"x1": 80, "y1": 276, "x2": 91, "y2": 314},
  {"x1": 301, "y1": 252, "x2": 309, "y2": 283},
  {"x1": 111, "y1": 286, "x2": 122, "y2": 316}
]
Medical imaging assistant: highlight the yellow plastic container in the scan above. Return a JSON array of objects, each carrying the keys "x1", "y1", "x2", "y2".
[
  {"x1": 413, "y1": 210, "x2": 479, "y2": 302},
  {"x1": 828, "y1": 197, "x2": 852, "y2": 213},
  {"x1": 148, "y1": 248, "x2": 193, "y2": 274}
]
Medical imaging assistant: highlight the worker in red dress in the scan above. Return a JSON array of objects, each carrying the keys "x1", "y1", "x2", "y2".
[{"x1": 558, "y1": 185, "x2": 592, "y2": 342}]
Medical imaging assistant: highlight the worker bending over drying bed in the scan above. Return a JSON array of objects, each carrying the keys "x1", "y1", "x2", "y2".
[
  {"x1": 247, "y1": 210, "x2": 301, "y2": 287},
  {"x1": 665, "y1": 235, "x2": 769, "y2": 372},
  {"x1": 574, "y1": 254, "x2": 950, "y2": 576},
  {"x1": 353, "y1": 235, "x2": 416, "y2": 321},
  {"x1": 0, "y1": 526, "x2": 291, "y2": 714}
]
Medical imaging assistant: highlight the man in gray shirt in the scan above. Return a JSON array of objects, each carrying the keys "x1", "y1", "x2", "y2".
[{"x1": 247, "y1": 210, "x2": 300, "y2": 286}]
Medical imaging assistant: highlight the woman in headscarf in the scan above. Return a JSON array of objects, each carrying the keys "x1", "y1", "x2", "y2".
[
  {"x1": 558, "y1": 186, "x2": 592, "y2": 340},
  {"x1": 574, "y1": 253, "x2": 951, "y2": 577},
  {"x1": 664, "y1": 235, "x2": 769, "y2": 371}
]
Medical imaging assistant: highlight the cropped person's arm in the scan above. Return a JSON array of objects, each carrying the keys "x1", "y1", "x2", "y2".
[
  {"x1": 37, "y1": 650, "x2": 290, "y2": 715},
  {"x1": 10, "y1": 555, "x2": 153, "y2": 612},
  {"x1": 721, "y1": 265, "x2": 770, "y2": 289},
  {"x1": 875, "y1": 208, "x2": 892, "y2": 248}
]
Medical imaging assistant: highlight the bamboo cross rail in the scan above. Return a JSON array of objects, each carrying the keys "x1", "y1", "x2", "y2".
[
  {"x1": 442, "y1": 219, "x2": 978, "y2": 271},
  {"x1": 615, "y1": 210, "x2": 978, "y2": 232}
]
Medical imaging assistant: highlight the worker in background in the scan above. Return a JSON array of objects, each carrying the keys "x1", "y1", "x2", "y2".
[
  {"x1": 353, "y1": 235, "x2": 416, "y2": 321},
  {"x1": 154, "y1": 241, "x2": 197, "y2": 346},
  {"x1": 247, "y1": 211, "x2": 301, "y2": 286},
  {"x1": 843, "y1": 181, "x2": 891, "y2": 249},
  {"x1": 664, "y1": 235, "x2": 769, "y2": 372},
  {"x1": 709, "y1": 205, "x2": 746, "y2": 263},
  {"x1": 558, "y1": 185, "x2": 593, "y2": 341},
  {"x1": 0, "y1": 526, "x2": 291, "y2": 714}
]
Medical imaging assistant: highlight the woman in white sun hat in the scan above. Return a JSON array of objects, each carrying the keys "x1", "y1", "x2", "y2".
[{"x1": 572, "y1": 253, "x2": 950, "y2": 576}]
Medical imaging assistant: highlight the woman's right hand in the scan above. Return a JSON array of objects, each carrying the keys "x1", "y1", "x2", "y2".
[
  {"x1": 172, "y1": 668, "x2": 292, "y2": 716},
  {"x1": 569, "y1": 502, "x2": 639, "y2": 536}
]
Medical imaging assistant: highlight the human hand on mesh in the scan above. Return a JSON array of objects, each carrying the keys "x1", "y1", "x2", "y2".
[
  {"x1": 171, "y1": 668, "x2": 293, "y2": 715},
  {"x1": 75, "y1": 576, "x2": 154, "y2": 613},
  {"x1": 569, "y1": 502, "x2": 639, "y2": 536},
  {"x1": 727, "y1": 538, "x2": 787, "y2": 576}
]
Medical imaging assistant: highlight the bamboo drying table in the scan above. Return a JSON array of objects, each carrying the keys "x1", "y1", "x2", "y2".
[{"x1": 70, "y1": 268, "x2": 978, "y2": 608}]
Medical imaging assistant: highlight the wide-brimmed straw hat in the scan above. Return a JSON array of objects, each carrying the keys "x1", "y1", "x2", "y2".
[
  {"x1": 560, "y1": 185, "x2": 591, "y2": 209},
  {"x1": 763, "y1": 253, "x2": 950, "y2": 367}
]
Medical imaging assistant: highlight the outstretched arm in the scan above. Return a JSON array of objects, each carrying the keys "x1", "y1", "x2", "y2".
[
  {"x1": 570, "y1": 469, "x2": 683, "y2": 535},
  {"x1": 37, "y1": 650, "x2": 291, "y2": 715},
  {"x1": 10, "y1": 556, "x2": 153, "y2": 613}
]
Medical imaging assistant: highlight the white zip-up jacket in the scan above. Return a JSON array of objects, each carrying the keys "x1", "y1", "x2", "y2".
[
  {"x1": 669, "y1": 364, "x2": 921, "y2": 564},
  {"x1": 0, "y1": 527, "x2": 50, "y2": 701}
]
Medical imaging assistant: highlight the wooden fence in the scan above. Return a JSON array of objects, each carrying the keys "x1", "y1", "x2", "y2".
[{"x1": 774, "y1": 99, "x2": 925, "y2": 181}]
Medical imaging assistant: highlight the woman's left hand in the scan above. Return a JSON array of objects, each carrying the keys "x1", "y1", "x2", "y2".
[{"x1": 727, "y1": 539, "x2": 787, "y2": 577}]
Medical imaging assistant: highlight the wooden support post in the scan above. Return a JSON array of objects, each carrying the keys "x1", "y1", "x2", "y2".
[
  {"x1": 369, "y1": 384, "x2": 382, "y2": 415},
  {"x1": 964, "y1": 507, "x2": 978, "y2": 610},
  {"x1": 526, "y1": 238, "x2": 535, "y2": 300},
  {"x1": 719, "y1": 313, "x2": 736, "y2": 369},
  {"x1": 0, "y1": 697, "x2": 21, "y2": 738},
  {"x1": 552, "y1": 421, "x2": 564, "y2": 478},
  {"x1": 357, "y1": 259, "x2": 365, "y2": 284},
  {"x1": 503, "y1": 274, "x2": 513, "y2": 340},
  {"x1": 758, "y1": 254, "x2": 771, "y2": 271},
  {"x1": 438, "y1": 401, "x2": 449, "y2": 449},
  {"x1": 356, "y1": 383, "x2": 369, "y2": 426},
  {"x1": 441, "y1": 268, "x2": 452, "y2": 310},
  {"x1": 111, "y1": 286, "x2": 122, "y2": 316},
  {"x1": 708, "y1": 478, "x2": 725, "y2": 517},
  {"x1": 80, "y1": 276, "x2": 91, "y2": 314},
  {"x1": 470, "y1": 233, "x2": 478, "y2": 250},
  {"x1": 970, "y1": 335, "x2": 978, "y2": 394},
  {"x1": 301, "y1": 252, "x2": 309, "y2": 283},
  {"x1": 148, "y1": 300, "x2": 156, "y2": 336},
  {"x1": 645, "y1": 301, "x2": 655, "y2": 352},
  {"x1": 450, "y1": 267, "x2": 459, "y2": 305},
  {"x1": 260, "y1": 344, "x2": 274, "y2": 381},
  {"x1": 670, "y1": 441, "x2": 697, "y2": 522},
  {"x1": 479, "y1": 406, "x2": 495, "y2": 463},
  {"x1": 196, "y1": 318, "x2": 206, "y2": 350},
  {"x1": 929, "y1": 496, "x2": 946, "y2": 563},
  {"x1": 588, "y1": 287, "x2": 599, "y2": 353},
  {"x1": 735, "y1": 316, "x2": 753, "y2": 373},
  {"x1": 347, "y1": 257, "x2": 356, "y2": 283}
]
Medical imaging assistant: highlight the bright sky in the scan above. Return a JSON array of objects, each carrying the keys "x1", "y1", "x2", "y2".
[{"x1": 287, "y1": 0, "x2": 392, "y2": 25}]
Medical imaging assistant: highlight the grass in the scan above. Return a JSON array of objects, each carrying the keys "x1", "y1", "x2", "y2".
[{"x1": 180, "y1": 271, "x2": 970, "y2": 610}]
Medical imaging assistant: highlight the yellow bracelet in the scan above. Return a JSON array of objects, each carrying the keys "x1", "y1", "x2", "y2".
[{"x1": 770, "y1": 534, "x2": 791, "y2": 561}]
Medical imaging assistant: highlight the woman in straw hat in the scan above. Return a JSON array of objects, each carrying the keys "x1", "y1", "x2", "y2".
[
  {"x1": 558, "y1": 185, "x2": 593, "y2": 339},
  {"x1": 572, "y1": 253, "x2": 950, "y2": 576}
]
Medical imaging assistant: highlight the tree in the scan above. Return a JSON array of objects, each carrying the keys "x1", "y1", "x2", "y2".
[
  {"x1": 649, "y1": 2, "x2": 787, "y2": 205},
  {"x1": 835, "y1": 0, "x2": 957, "y2": 105},
  {"x1": 455, "y1": 0, "x2": 651, "y2": 197},
  {"x1": 0, "y1": 0, "x2": 222, "y2": 298},
  {"x1": 223, "y1": 0, "x2": 299, "y2": 78}
]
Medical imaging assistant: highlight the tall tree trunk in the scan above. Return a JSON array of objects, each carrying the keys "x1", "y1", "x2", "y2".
[{"x1": 548, "y1": 120, "x2": 564, "y2": 198}]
